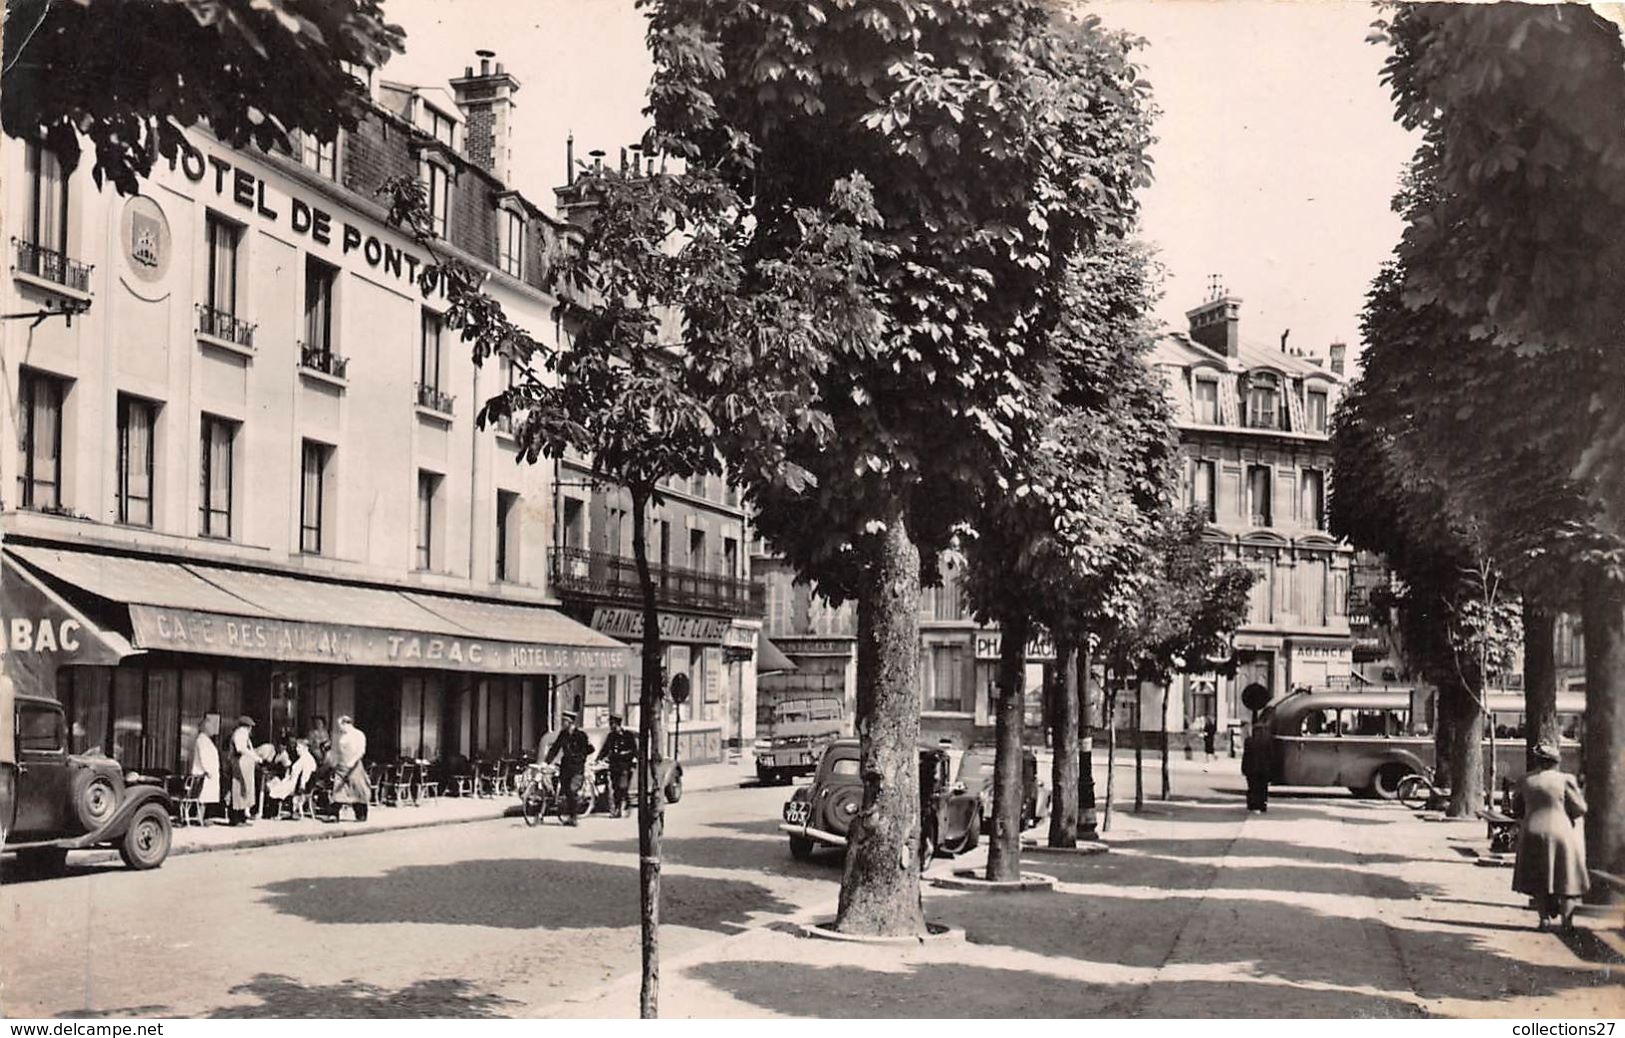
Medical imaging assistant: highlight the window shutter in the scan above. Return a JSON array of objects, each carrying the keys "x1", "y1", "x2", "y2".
[
  {"x1": 1168, "y1": 371, "x2": 1194, "y2": 423},
  {"x1": 1217, "y1": 373, "x2": 1240, "y2": 426},
  {"x1": 1285, "y1": 382, "x2": 1306, "y2": 433}
]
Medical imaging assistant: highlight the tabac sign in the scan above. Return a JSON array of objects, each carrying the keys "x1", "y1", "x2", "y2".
[
  {"x1": 590, "y1": 608, "x2": 730, "y2": 645},
  {"x1": 127, "y1": 606, "x2": 628, "y2": 676}
]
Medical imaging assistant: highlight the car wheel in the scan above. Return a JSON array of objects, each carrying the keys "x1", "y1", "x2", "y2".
[
  {"x1": 15, "y1": 846, "x2": 69, "y2": 877},
  {"x1": 1372, "y1": 764, "x2": 1412, "y2": 801},
  {"x1": 789, "y1": 835, "x2": 815, "y2": 861},
  {"x1": 70, "y1": 771, "x2": 120, "y2": 833},
  {"x1": 118, "y1": 804, "x2": 171, "y2": 870},
  {"x1": 664, "y1": 772, "x2": 683, "y2": 804}
]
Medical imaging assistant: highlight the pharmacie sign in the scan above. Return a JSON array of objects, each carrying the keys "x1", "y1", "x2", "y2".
[
  {"x1": 590, "y1": 608, "x2": 729, "y2": 644},
  {"x1": 163, "y1": 141, "x2": 449, "y2": 299},
  {"x1": 973, "y1": 631, "x2": 1057, "y2": 661},
  {"x1": 128, "y1": 606, "x2": 628, "y2": 676}
]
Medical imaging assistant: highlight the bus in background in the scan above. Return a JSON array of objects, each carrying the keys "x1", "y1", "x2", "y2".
[
  {"x1": 1261, "y1": 688, "x2": 1585, "y2": 799},
  {"x1": 752, "y1": 690, "x2": 845, "y2": 785}
]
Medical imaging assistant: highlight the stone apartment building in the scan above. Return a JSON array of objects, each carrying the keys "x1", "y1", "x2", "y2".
[{"x1": 0, "y1": 50, "x2": 760, "y2": 773}]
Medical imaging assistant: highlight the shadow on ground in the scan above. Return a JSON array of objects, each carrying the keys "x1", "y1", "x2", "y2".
[
  {"x1": 256, "y1": 857, "x2": 796, "y2": 932},
  {"x1": 577, "y1": 833, "x2": 841, "y2": 881},
  {"x1": 205, "y1": 974, "x2": 519, "y2": 1018},
  {"x1": 684, "y1": 960, "x2": 1427, "y2": 1018}
]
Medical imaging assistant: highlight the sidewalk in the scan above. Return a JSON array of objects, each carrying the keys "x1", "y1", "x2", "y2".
[
  {"x1": 76, "y1": 758, "x2": 752, "y2": 864},
  {"x1": 550, "y1": 793, "x2": 1624, "y2": 1019}
]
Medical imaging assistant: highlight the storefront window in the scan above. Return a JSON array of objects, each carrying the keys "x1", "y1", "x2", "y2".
[
  {"x1": 113, "y1": 669, "x2": 144, "y2": 766},
  {"x1": 61, "y1": 667, "x2": 111, "y2": 755},
  {"x1": 145, "y1": 668, "x2": 180, "y2": 771}
]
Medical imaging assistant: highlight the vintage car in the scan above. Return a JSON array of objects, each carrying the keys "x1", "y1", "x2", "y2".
[
  {"x1": 779, "y1": 738, "x2": 981, "y2": 868},
  {"x1": 954, "y1": 746, "x2": 1051, "y2": 834},
  {"x1": 2, "y1": 691, "x2": 174, "y2": 875}
]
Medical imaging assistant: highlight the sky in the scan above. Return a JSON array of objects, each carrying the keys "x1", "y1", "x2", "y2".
[{"x1": 378, "y1": 0, "x2": 1419, "y2": 363}]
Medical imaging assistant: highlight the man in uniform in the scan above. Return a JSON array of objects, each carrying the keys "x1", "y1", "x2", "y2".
[
  {"x1": 595, "y1": 715, "x2": 639, "y2": 818},
  {"x1": 544, "y1": 711, "x2": 594, "y2": 825}
]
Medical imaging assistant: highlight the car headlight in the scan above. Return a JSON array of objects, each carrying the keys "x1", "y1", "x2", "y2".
[{"x1": 843, "y1": 802, "x2": 857, "y2": 814}]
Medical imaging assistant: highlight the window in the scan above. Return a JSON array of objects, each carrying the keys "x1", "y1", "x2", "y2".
[
  {"x1": 17, "y1": 368, "x2": 64, "y2": 511},
  {"x1": 1194, "y1": 379, "x2": 1219, "y2": 425},
  {"x1": 25, "y1": 141, "x2": 69, "y2": 257},
  {"x1": 1307, "y1": 389, "x2": 1329, "y2": 433},
  {"x1": 926, "y1": 644, "x2": 965, "y2": 712},
  {"x1": 1246, "y1": 384, "x2": 1279, "y2": 430},
  {"x1": 1299, "y1": 708, "x2": 1339, "y2": 737},
  {"x1": 205, "y1": 213, "x2": 241, "y2": 318},
  {"x1": 1301, "y1": 469, "x2": 1326, "y2": 530},
  {"x1": 689, "y1": 528, "x2": 706, "y2": 571},
  {"x1": 304, "y1": 256, "x2": 337, "y2": 357},
  {"x1": 561, "y1": 497, "x2": 585, "y2": 549},
  {"x1": 425, "y1": 104, "x2": 456, "y2": 147},
  {"x1": 605, "y1": 506, "x2": 626, "y2": 557},
  {"x1": 500, "y1": 209, "x2": 524, "y2": 278},
  {"x1": 300, "y1": 440, "x2": 330, "y2": 554},
  {"x1": 17, "y1": 702, "x2": 66, "y2": 753},
  {"x1": 425, "y1": 163, "x2": 450, "y2": 237},
  {"x1": 416, "y1": 470, "x2": 441, "y2": 570},
  {"x1": 658, "y1": 519, "x2": 672, "y2": 570},
  {"x1": 724, "y1": 537, "x2": 739, "y2": 578},
  {"x1": 1191, "y1": 459, "x2": 1216, "y2": 523},
  {"x1": 420, "y1": 309, "x2": 443, "y2": 391},
  {"x1": 496, "y1": 490, "x2": 519, "y2": 581},
  {"x1": 1247, "y1": 464, "x2": 1272, "y2": 527},
  {"x1": 294, "y1": 131, "x2": 337, "y2": 179},
  {"x1": 199, "y1": 415, "x2": 236, "y2": 538},
  {"x1": 117, "y1": 395, "x2": 156, "y2": 526}
]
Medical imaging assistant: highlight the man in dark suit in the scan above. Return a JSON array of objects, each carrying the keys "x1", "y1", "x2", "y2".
[{"x1": 545, "y1": 711, "x2": 594, "y2": 825}]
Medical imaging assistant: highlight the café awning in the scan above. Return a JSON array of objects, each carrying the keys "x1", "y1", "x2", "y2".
[
  {"x1": 757, "y1": 635, "x2": 796, "y2": 675},
  {"x1": 6, "y1": 545, "x2": 630, "y2": 676}
]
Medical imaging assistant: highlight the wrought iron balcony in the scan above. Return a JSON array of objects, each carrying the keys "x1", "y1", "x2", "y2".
[
  {"x1": 416, "y1": 382, "x2": 455, "y2": 414},
  {"x1": 197, "y1": 304, "x2": 256, "y2": 347},
  {"x1": 299, "y1": 342, "x2": 349, "y2": 379},
  {"x1": 13, "y1": 238, "x2": 92, "y2": 293},
  {"x1": 549, "y1": 546, "x2": 766, "y2": 616}
]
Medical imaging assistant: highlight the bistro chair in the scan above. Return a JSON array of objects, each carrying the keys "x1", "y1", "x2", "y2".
[
  {"x1": 280, "y1": 772, "x2": 316, "y2": 821},
  {"x1": 450, "y1": 757, "x2": 476, "y2": 798},
  {"x1": 417, "y1": 760, "x2": 441, "y2": 802},
  {"x1": 477, "y1": 758, "x2": 499, "y2": 798},
  {"x1": 169, "y1": 774, "x2": 206, "y2": 827},
  {"x1": 391, "y1": 760, "x2": 419, "y2": 806},
  {"x1": 367, "y1": 762, "x2": 387, "y2": 806}
]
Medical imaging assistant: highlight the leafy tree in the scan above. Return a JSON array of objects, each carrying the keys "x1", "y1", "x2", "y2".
[
  {"x1": 2, "y1": 0, "x2": 403, "y2": 195},
  {"x1": 1097, "y1": 508, "x2": 1254, "y2": 815},
  {"x1": 382, "y1": 165, "x2": 877, "y2": 1016},
  {"x1": 963, "y1": 239, "x2": 1174, "y2": 867},
  {"x1": 646, "y1": 0, "x2": 1155, "y2": 936},
  {"x1": 1375, "y1": 3, "x2": 1625, "y2": 872}
]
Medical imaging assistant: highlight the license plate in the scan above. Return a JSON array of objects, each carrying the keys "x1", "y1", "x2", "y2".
[{"x1": 784, "y1": 801, "x2": 810, "y2": 825}]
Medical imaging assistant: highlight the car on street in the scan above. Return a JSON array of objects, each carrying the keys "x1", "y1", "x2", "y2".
[
  {"x1": 779, "y1": 738, "x2": 981, "y2": 868},
  {"x1": 2, "y1": 688, "x2": 174, "y2": 875},
  {"x1": 953, "y1": 746, "x2": 1051, "y2": 833}
]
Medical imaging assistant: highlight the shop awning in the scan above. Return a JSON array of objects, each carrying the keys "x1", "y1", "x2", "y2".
[
  {"x1": 6, "y1": 545, "x2": 630, "y2": 676},
  {"x1": 757, "y1": 635, "x2": 796, "y2": 674}
]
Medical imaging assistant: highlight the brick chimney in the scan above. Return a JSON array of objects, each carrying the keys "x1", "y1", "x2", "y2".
[
  {"x1": 1329, "y1": 341, "x2": 1347, "y2": 376},
  {"x1": 1186, "y1": 278, "x2": 1242, "y2": 358},
  {"x1": 450, "y1": 50, "x2": 521, "y2": 184}
]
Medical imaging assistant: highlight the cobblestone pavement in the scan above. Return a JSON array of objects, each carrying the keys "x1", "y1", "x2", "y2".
[{"x1": 0, "y1": 782, "x2": 835, "y2": 1018}]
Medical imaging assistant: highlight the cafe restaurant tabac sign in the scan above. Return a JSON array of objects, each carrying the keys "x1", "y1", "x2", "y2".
[
  {"x1": 128, "y1": 606, "x2": 629, "y2": 676},
  {"x1": 590, "y1": 607, "x2": 730, "y2": 645}
]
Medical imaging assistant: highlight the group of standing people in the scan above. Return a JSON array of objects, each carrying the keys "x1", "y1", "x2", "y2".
[
  {"x1": 540, "y1": 711, "x2": 640, "y2": 825},
  {"x1": 187, "y1": 713, "x2": 370, "y2": 824}
]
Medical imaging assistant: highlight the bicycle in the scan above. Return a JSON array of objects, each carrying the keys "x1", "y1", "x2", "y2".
[
  {"x1": 1396, "y1": 767, "x2": 1449, "y2": 811},
  {"x1": 520, "y1": 764, "x2": 559, "y2": 827}
]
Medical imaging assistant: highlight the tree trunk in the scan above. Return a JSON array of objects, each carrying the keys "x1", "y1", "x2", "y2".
[
  {"x1": 1443, "y1": 679, "x2": 1484, "y2": 819},
  {"x1": 1102, "y1": 677, "x2": 1116, "y2": 833},
  {"x1": 1133, "y1": 684, "x2": 1144, "y2": 813},
  {"x1": 1581, "y1": 579, "x2": 1625, "y2": 901},
  {"x1": 987, "y1": 614, "x2": 1028, "y2": 881},
  {"x1": 834, "y1": 502, "x2": 925, "y2": 936},
  {"x1": 1522, "y1": 600, "x2": 1560, "y2": 763},
  {"x1": 629, "y1": 485, "x2": 665, "y2": 1019},
  {"x1": 1159, "y1": 682, "x2": 1171, "y2": 801},
  {"x1": 1047, "y1": 642, "x2": 1079, "y2": 848}
]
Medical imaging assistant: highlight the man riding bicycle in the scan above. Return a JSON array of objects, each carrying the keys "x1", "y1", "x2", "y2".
[
  {"x1": 595, "y1": 714, "x2": 639, "y2": 818},
  {"x1": 544, "y1": 711, "x2": 594, "y2": 825}
]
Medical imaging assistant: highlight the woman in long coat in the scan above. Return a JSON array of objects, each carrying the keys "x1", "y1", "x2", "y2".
[
  {"x1": 329, "y1": 715, "x2": 371, "y2": 822},
  {"x1": 227, "y1": 715, "x2": 258, "y2": 825},
  {"x1": 188, "y1": 714, "x2": 221, "y2": 816},
  {"x1": 1513, "y1": 743, "x2": 1589, "y2": 930}
]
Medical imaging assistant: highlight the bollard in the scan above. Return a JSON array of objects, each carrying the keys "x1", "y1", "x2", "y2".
[{"x1": 1078, "y1": 735, "x2": 1099, "y2": 840}]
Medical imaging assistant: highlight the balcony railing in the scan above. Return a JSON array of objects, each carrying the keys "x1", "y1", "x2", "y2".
[
  {"x1": 416, "y1": 382, "x2": 455, "y2": 414},
  {"x1": 13, "y1": 238, "x2": 92, "y2": 293},
  {"x1": 300, "y1": 342, "x2": 349, "y2": 379},
  {"x1": 197, "y1": 304, "x2": 256, "y2": 347},
  {"x1": 549, "y1": 546, "x2": 766, "y2": 616}
]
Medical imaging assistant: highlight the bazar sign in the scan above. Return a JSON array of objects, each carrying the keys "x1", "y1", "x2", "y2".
[
  {"x1": 973, "y1": 631, "x2": 1057, "y2": 661},
  {"x1": 590, "y1": 608, "x2": 729, "y2": 644},
  {"x1": 128, "y1": 606, "x2": 628, "y2": 675}
]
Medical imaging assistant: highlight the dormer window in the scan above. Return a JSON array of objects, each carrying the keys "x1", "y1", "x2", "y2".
[
  {"x1": 424, "y1": 103, "x2": 457, "y2": 149},
  {"x1": 291, "y1": 130, "x2": 337, "y2": 179},
  {"x1": 1194, "y1": 378, "x2": 1218, "y2": 424},
  {"x1": 424, "y1": 161, "x2": 451, "y2": 238},
  {"x1": 1307, "y1": 388, "x2": 1329, "y2": 433},
  {"x1": 500, "y1": 207, "x2": 524, "y2": 278},
  {"x1": 1246, "y1": 377, "x2": 1280, "y2": 430}
]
